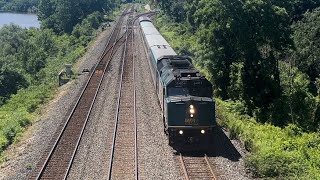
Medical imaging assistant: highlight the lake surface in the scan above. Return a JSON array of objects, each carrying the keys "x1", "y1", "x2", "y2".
[{"x1": 0, "y1": 13, "x2": 40, "y2": 28}]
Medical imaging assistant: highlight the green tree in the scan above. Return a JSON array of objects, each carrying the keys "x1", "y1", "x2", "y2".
[
  {"x1": 193, "y1": 0, "x2": 293, "y2": 114},
  {"x1": 291, "y1": 0, "x2": 320, "y2": 21},
  {"x1": 277, "y1": 62, "x2": 319, "y2": 130},
  {"x1": 0, "y1": 60, "x2": 28, "y2": 105},
  {"x1": 54, "y1": 0, "x2": 81, "y2": 33},
  {"x1": 158, "y1": 0, "x2": 186, "y2": 22},
  {"x1": 38, "y1": 0, "x2": 57, "y2": 29},
  {"x1": 0, "y1": 0, "x2": 39, "y2": 12},
  {"x1": 38, "y1": 0, "x2": 117, "y2": 34},
  {"x1": 293, "y1": 7, "x2": 320, "y2": 95},
  {"x1": 0, "y1": 25, "x2": 27, "y2": 57}
]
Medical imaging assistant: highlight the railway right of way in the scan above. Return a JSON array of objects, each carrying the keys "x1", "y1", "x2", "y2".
[
  {"x1": 107, "y1": 10, "x2": 139, "y2": 180},
  {"x1": 30, "y1": 7, "x2": 132, "y2": 180}
]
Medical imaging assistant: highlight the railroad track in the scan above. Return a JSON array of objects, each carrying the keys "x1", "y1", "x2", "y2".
[
  {"x1": 180, "y1": 153, "x2": 217, "y2": 180},
  {"x1": 31, "y1": 8, "x2": 131, "y2": 180},
  {"x1": 107, "y1": 10, "x2": 138, "y2": 180}
]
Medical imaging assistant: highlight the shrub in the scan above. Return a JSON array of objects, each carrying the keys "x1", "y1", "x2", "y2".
[{"x1": 217, "y1": 99, "x2": 320, "y2": 179}]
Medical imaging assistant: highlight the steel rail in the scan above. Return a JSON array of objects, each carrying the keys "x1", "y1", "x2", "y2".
[
  {"x1": 107, "y1": 15, "x2": 130, "y2": 180},
  {"x1": 97, "y1": 9, "x2": 150, "y2": 66},
  {"x1": 205, "y1": 154, "x2": 217, "y2": 180},
  {"x1": 133, "y1": 20, "x2": 139, "y2": 180},
  {"x1": 180, "y1": 154, "x2": 190, "y2": 180},
  {"x1": 107, "y1": 11, "x2": 138, "y2": 180},
  {"x1": 62, "y1": 13, "x2": 127, "y2": 179},
  {"x1": 34, "y1": 10, "x2": 128, "y2": 180}
]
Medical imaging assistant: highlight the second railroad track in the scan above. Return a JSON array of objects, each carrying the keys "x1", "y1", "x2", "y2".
[
  {"x1": 31, "y1": 7, "x2": 132, "y2": 180},
  {"x1": 107, "y1": 10, "x2": 139, "y2": 180}
]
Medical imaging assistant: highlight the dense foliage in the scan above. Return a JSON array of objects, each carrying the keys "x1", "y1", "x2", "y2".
[
  {"x1": 0, "y1": 0, "x2": 38, "y2": 13},
  {"x1": 293, "y1": 8, "x2": 320, "y2": 95},
  {"x1": 155, "y1": 0, "x2": 320, "y2": 178},
  {"x1": 157, "y1": 0, "x2": 320, "y2": 131},
  {"x1": 0, "y1": 0, "x2": 128, "y2": 159},
  {"x1": 38, "y1": 0, "x2": 120, "y2": 33},
  {"x1": 217, "y1": 99, "x2": 320, "y2": 179},
  {"x1": 0, "y1": 13, "x2": 99, "y2": 156}
]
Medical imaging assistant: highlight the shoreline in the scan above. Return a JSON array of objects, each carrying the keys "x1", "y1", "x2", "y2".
[
  {"x1": 0, "y1": 12, "x2": 40, "y2": 29},
  {"x1": 0, "y1": 11, "x2": 37, "y2": 15}
]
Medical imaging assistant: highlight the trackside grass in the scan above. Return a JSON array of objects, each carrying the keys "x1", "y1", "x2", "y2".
[{"x1": 217, "y1": 99, "x2": 320, "y2": 179}]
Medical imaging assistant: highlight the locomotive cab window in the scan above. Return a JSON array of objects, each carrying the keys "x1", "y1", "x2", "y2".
[
  {"x1": 168, "y1": 88, "x2": 189, "y2": 96},
  {"x1": 168, "y1": 87, "x2": 212, "y2": 97}
]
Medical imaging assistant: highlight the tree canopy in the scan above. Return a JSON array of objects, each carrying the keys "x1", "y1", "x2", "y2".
[
  {"x1": 0, "y1": 0, "x2": 39, "y2": 12},
  {"x1": 157, "y1": 0, "x2": 320, "y2": 130},
  {"x1": 38, "y1": 0, "x2": 119, "y2": 33}
]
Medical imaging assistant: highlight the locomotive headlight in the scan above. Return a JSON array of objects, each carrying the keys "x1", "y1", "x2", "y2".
[
  {"x1": 190, "y1": 114, "x2": 194, "y2": 118},
  {"x1": 189, "y1": 105, "x2": 195, "y2": 114},
  {"x1": 201, "y1": 130, "x2": 205, "y2": 134},
  {"x1": 179, "y1": 130, "x2": 183, "y2": 135}
]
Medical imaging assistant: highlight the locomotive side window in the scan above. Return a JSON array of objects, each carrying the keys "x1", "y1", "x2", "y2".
[{"x1": 157, "y1": 62, "x2": 164, "y2": 70}]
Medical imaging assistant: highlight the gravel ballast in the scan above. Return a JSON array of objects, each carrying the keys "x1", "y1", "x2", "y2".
[
  {"x1": 134, "y1": 25, "x2": 182, "y2": 180},
  {"x1": 66, "y1": 17, "x2": 128, "y2": 179}
]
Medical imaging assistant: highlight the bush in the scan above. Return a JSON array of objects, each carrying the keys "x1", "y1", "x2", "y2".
[
  {"x1": 0, "y1": 135, "x2": 8, "y2": 153},
  {"x1": 217, "y1": 99, "x2": 320, "y2": 179},
  {"x1": 0, "y1": 10, "x2": 103, "y2": 158}
]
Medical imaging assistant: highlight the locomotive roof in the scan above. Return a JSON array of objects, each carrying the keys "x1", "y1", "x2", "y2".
[{"x1": 157, "y1": 56, "x2": 206, "y2": 86}]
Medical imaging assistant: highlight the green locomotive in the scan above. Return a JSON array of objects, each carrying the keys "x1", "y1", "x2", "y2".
[{"x1": 139, "y1": 17, "x2": 216, "y2": 150}]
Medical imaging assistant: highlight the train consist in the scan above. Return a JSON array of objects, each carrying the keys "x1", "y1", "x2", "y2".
[{"x1": 139, "y1": 17, "x2": 216, "y2": 150}]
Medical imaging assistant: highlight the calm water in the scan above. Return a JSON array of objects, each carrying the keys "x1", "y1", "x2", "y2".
[{"x1": 0, "y1": 13, "x2": 40, "y2": 28}]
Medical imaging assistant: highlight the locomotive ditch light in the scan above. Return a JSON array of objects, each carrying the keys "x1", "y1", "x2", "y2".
[
  {"x1": 201, "y1": 130, "x2": 205, "y2": 134},
  {"x1": 179, "y1": 130, "x2": 184, "y2": 135}
]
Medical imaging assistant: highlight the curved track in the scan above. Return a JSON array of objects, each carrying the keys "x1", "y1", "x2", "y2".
[
  {"x1": 31, "y1": 8, "x2": 131, "y2": 180},
  {"x1": 180, "y1": 153, "x2": 217, "y2": 180}
]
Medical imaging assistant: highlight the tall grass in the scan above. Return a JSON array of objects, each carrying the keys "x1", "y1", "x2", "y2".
[{"x1": 217, "y1": 99, "x2": 320, "y2": 179}]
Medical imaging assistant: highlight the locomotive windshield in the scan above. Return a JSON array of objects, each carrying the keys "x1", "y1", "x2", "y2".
[
  {"x1": 166, "y1": 76, "x2": 213, "y2": 97},
  {"x1": 168, "y1": 87, "x2": 212, "y2": 97}
]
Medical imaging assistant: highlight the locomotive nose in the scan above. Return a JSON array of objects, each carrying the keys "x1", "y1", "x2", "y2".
[{"x1": 189, "y1": 104, "x2": 195, "y2": 117}]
